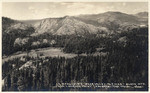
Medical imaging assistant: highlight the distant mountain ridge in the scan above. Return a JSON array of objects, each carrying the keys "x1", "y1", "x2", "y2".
[
  {"x1": 33, "y1": 16, "x2": 108, "y2": 35},
  {"x1": 2, "y1": 11, "x2": 148, "y2": 35},
  {"x1": 135, "y1": 12, "x2": 148, "y2": 18}
]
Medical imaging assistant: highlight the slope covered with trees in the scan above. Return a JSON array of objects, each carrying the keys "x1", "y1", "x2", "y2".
[{"x1": 2, "y1": 26, "x2": 148, "y2": 91}]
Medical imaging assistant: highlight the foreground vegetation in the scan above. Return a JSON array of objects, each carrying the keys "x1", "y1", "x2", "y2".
[{"x1": 2, "y1": 26, "x2": 148, "y2": 91}]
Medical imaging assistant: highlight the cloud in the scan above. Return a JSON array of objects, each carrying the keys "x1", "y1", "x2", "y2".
[
  {"x1": 44, "y1": 8, "x2": 49, "y2": 11},
  {"x1": 66, "y1": 3, "x2": 96, "y2": 15},
  {"x1": 60, "y1": 2, "x2": 69, "y2": 5},
  {"x1": 28, "y1": 6, "x2": 35, "y2": 10},
  {"x1": 67, "y1": 3, "x2": 94, "y2": 9},
  {"x1": 34, "y1": 10, "x2": 38, "y2": 14},
  {"x1": 3, "y1": 2, "x2": 147, "y2": 20},
  {"x1": 49, "y1": 5, "x2": 56, "y2": 8},
  {"x1": 122, "y1": 3, "x2": 126, "y2": 6},
  {"x1": 106, "y1": 6, "x2": 114, "y2": 10},
  {"x1": 61, "y1": 3, "x2": 108, "y2": 16}
]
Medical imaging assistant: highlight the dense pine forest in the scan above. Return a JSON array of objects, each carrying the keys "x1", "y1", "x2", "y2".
[{"x1": 2, "y1": 26, "x2": 148, "y2": 91}]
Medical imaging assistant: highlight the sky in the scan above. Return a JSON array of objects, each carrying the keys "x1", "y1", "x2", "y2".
[{"x1": 2, "y1": 2, "x2": 148, "y2": 20}]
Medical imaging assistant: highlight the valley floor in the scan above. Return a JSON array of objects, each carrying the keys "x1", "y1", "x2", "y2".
[{"x1": 2, "y1": 47, "x2": 107, "y2": 63}]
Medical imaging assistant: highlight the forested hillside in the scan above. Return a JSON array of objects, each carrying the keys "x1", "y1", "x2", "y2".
[{"x1": 2, "y1": 25, "x2": 148, "y2": 91}]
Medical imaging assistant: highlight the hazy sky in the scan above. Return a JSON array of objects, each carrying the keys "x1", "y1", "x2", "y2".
[{"x1": 2, "y1": 2, "x2": 148, "y2": 20}]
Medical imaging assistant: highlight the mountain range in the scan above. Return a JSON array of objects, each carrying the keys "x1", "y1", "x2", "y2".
[{"x1": 2, "y1": 11, "x2": 148, "y2": 35}]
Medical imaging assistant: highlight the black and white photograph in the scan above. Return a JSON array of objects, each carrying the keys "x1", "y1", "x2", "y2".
[{"x1": 1, "y1": 1, "x2": 149, "y2": 91}]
